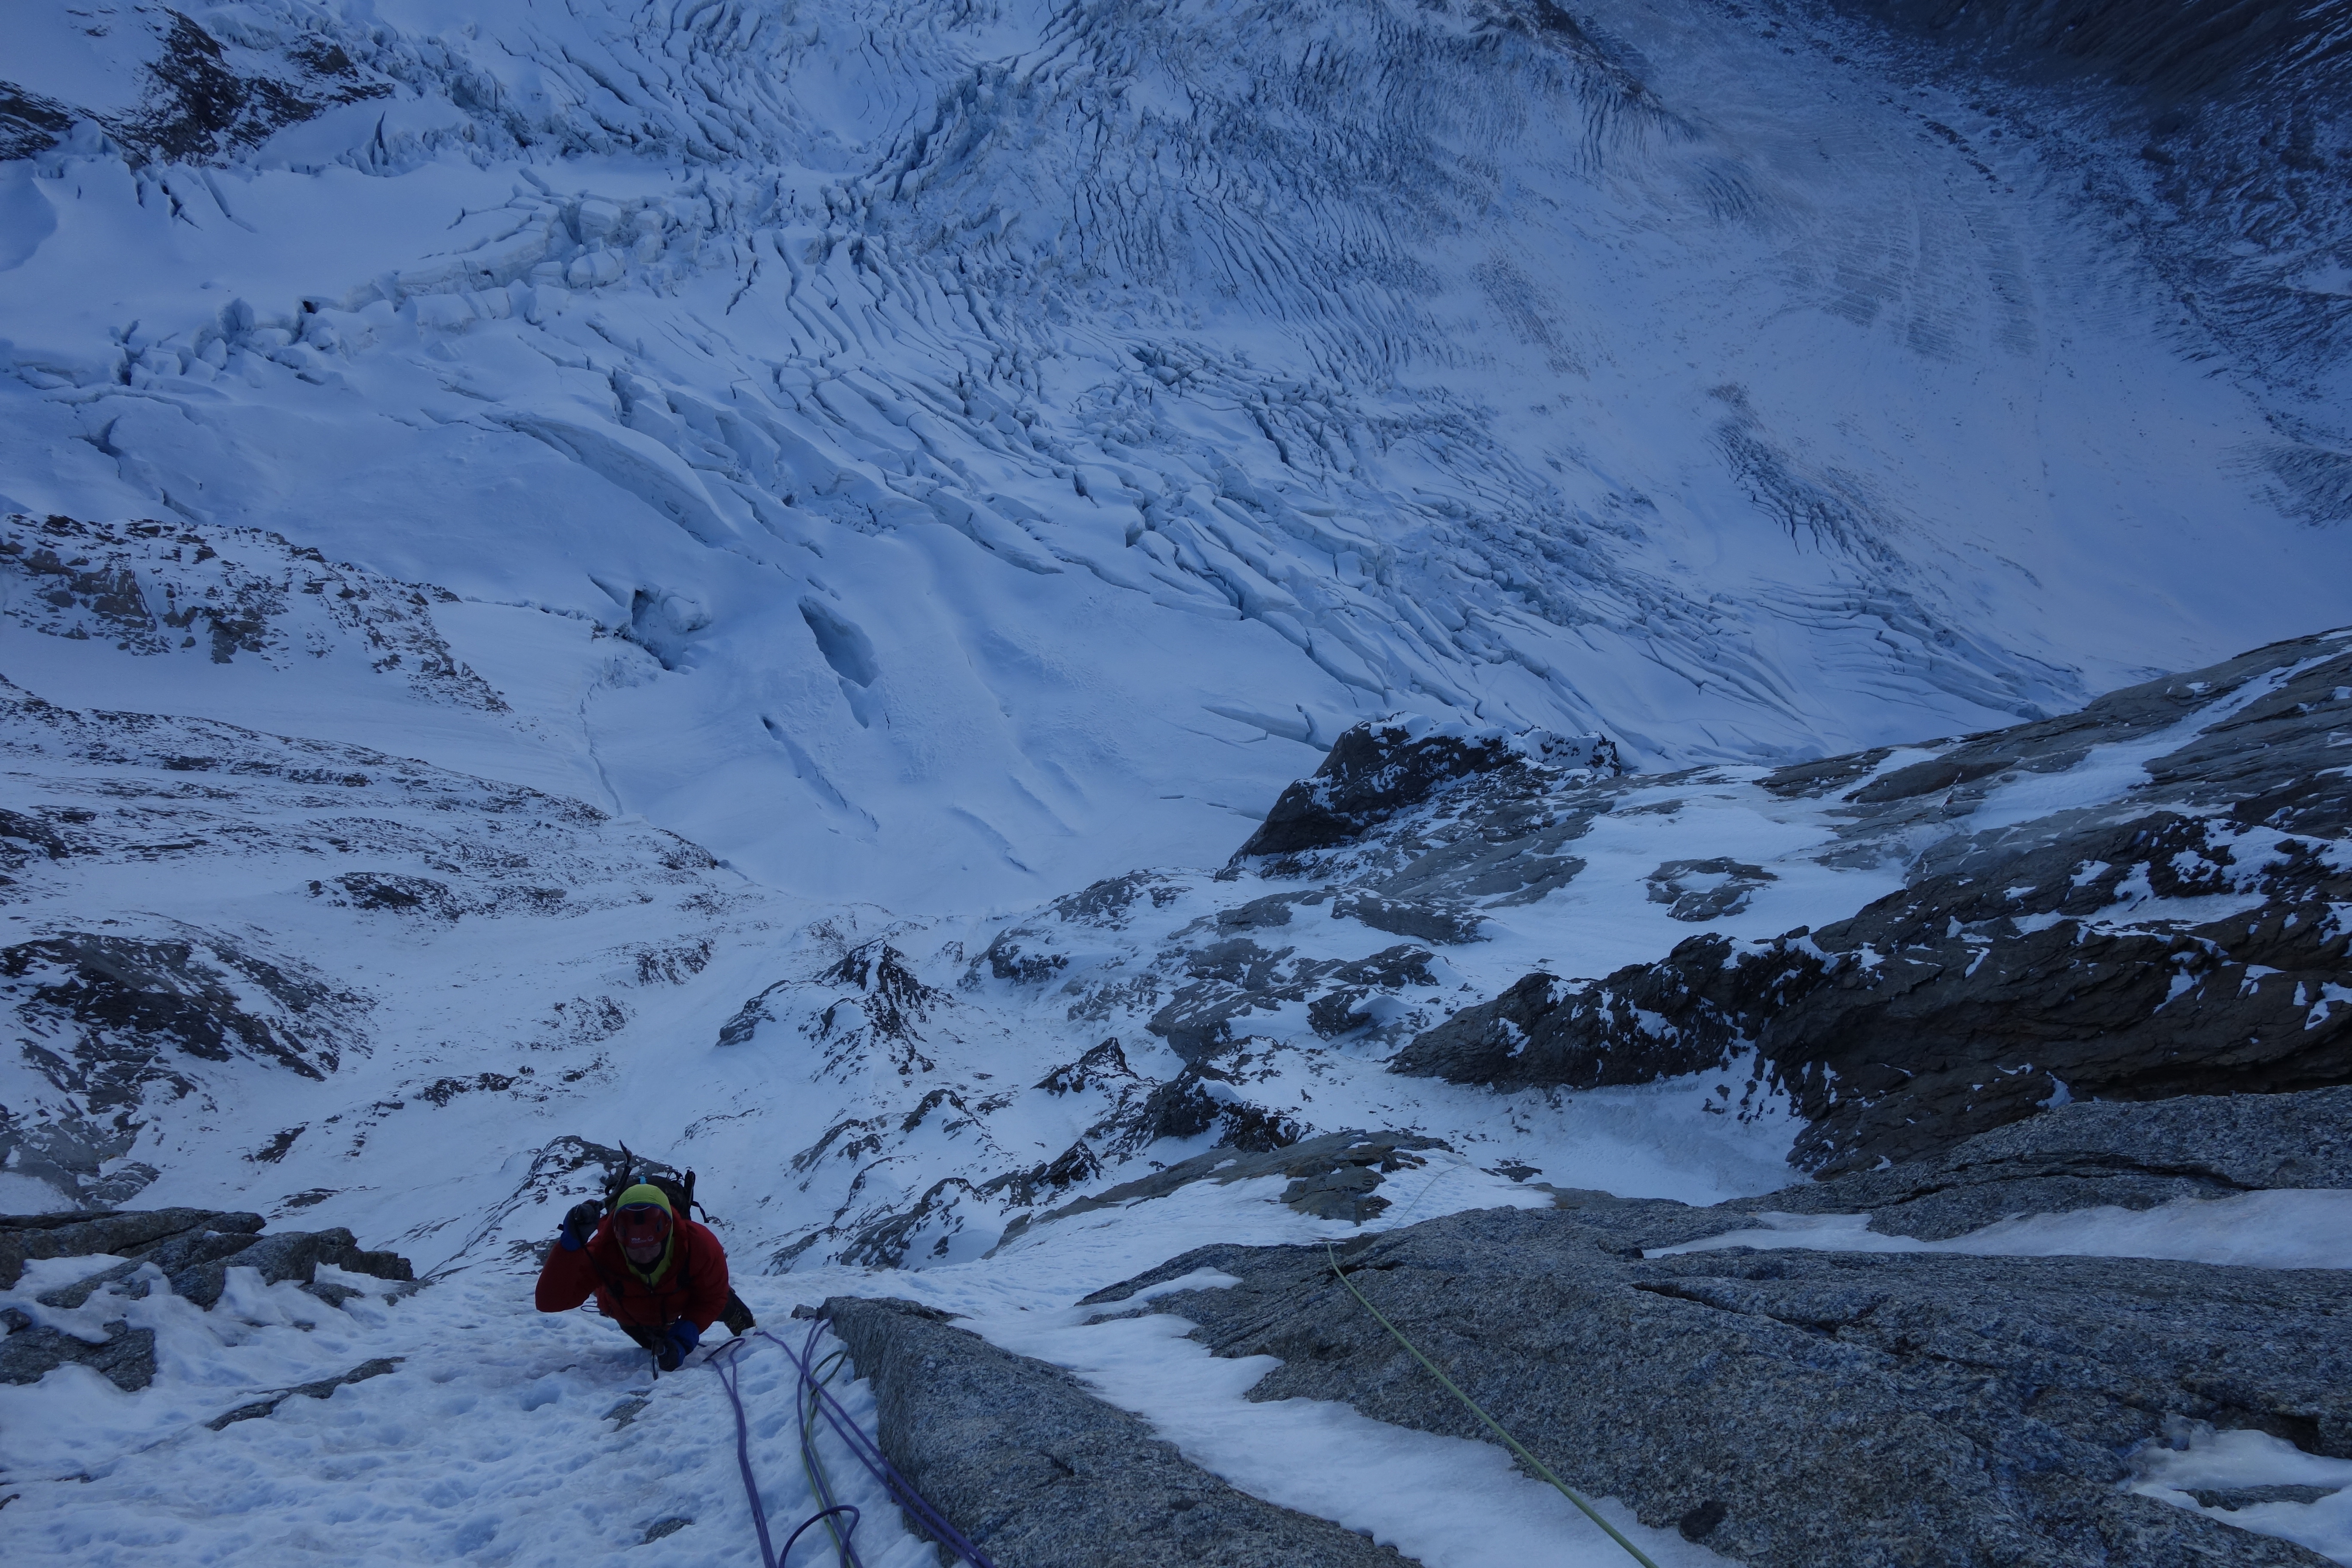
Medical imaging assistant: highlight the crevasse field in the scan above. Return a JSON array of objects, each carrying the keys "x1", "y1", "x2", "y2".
[{"x1": 2, "y1": 0, "x2": 2349, "y2": 1562}]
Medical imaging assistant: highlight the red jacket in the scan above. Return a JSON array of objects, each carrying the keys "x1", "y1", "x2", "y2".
[{"x1": 536, "y1": 1213, "x2": 731, "y2": 1331}]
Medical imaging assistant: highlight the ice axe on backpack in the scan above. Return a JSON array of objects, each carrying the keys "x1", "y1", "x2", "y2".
[{"x1": 603, "y1": 1142, "x2": 705, "y2": 1221}]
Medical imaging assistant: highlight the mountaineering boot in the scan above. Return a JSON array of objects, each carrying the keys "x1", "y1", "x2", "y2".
[{"x1": 721, "y1": 1290, "x2": 757, "y2": 1336}]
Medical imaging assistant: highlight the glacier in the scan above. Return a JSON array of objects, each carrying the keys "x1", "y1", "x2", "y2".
[{"x1": 4, "y1": 0, "x2": 2346, "y2": 906}]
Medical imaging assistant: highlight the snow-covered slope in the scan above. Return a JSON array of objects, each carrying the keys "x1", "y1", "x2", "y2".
[
  {"x1": 1828, "y1": 0, "x2": 2352, "y2": 527},
  {"x1": 10, "y1": 610, "x2": 2344, "y2": 1290},
  {"x1": 6, "y1": 0, "x2": 2347, "y2": 912}
]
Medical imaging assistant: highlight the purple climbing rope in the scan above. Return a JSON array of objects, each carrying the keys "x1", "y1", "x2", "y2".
[
  {"x1": 763, "y1": 1325, "x2": 1001, "y2": 1568},
  {"x1": 710, "y1": 1336, "x2": 784, "y2": 1568},
  {"x1": 706, "y1": 1323, "x2": 996, "y2": 1568},
  {"x1": 781, "y1": 1505, "x2": 862, "y2": 1563}
]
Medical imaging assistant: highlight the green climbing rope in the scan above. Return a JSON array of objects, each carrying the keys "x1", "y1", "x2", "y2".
[
  {"x1": 1324, "y1": 1241, "x2": 1663, "y2": 1568},
  {"x1": 799, "y1": 1342, "x2": 855, "y2": 1564}
]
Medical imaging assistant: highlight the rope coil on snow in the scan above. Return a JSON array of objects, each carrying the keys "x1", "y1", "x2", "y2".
[
  {"x1": 796, "y1": 1339, "x2": 861, "y2": 1565},
  {"x1": 1325, "y1": 1241, "x2": 1663, "y2": 1568},
  {"x1": 710, "y1": 1336, "x2": 785, "y2": 1568},
  {"x1": 781, "y1": 1505, "x2": 863, "y2": 1564},
  {"x1": 764, "y1": 1325, "x2": 999, "y2": 1568},
  {"x1": 708, "y1": 1322, "x2": 998, "y2": 1568}
]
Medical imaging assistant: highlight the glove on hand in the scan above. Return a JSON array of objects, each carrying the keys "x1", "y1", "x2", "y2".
[
  {"x1": 656, "y1": 1318, "x2": 701, "y2": 1372},
  {"x1": 559, "y1": 1199, "x2": 603, "y2": 1251}
]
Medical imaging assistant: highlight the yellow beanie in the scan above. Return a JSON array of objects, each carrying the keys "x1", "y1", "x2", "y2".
[{"x1": 614, "y1": 1182, "x2": 673, "y2": 1213}]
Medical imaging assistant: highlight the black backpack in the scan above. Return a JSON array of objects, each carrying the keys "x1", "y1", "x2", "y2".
[{"x1": 601, "y1": 1144, "x2": 704, "y2": 1223}]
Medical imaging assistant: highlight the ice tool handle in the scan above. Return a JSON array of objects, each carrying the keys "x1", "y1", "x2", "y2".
[{"x1": 603, "y1": 1142, "x2": 701, "y2": 1220}]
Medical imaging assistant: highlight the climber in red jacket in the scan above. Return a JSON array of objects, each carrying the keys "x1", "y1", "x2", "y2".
[{"x1": 535, "y1": 1181, "x2": 736, "y2": 1370}]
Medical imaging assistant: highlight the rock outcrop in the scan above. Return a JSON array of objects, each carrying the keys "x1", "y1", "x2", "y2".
[
  {"x1": 820, "y1": 1295, "x2": 1412, "y2": 1568},
  {"x1": 1091, "y1": 1207, "x2": 2346, "y2": 1568},
  {"x1": 0, "y1": 19, "x2": 393, "y2": 166},
  {"x1": 0, "y1": 515, "x2": 503, "y2": 706},
  {"x1": 1720, "y1": 1084, "x2": 2352, "y2": 1240},
  {"x1": 205, "y1": 1356, "x2": 404, "y2": 1430},
  {"x1": 1145, "y1": 938, "x2": 1442, "y2": 1064},
  {"x1": 1393, "y1": 627, "x2": 2352, "y2": 1174},
  {"x1": 815, "y1": 1091, "x2": 2351, "y2": 1568},
  {"x1": 994, "y1": 1129, "x2": 1449, "y2": 1250},
  {"x1": 1232, "y1": 715, "x2": 1617, "y2": 862},
  {"x1": 0, "y1": 1207, "x2": 414, "y2": 1390},
  {"x1": 707, "y1": 629, "x2": 2352, "y2": 1271},
  {"x1": 0, "y1": 667, "x2": 737, "y2": 1222}
]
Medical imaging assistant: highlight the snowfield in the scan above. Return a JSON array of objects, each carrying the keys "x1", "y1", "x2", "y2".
[
  {"x1": 4, "y1": 0, "x2": 2350, "y2": 1562},
  {"x1": 6, "y1": 0, "x2": 2348, "y2": 908}
]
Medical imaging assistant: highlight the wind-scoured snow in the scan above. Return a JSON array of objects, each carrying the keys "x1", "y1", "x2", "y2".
[{"x1": 0, "y1": 1263, "x2": 937, "y2": 1566}]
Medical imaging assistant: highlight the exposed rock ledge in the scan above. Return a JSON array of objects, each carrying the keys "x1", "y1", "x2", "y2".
[
  {"x1": 1710, "y1": 1083, "x2": 2352, "y2": 1240},
  {"x1": 829, "y1": 1091, "x2": 2349, "y2": 1568},
  {"x1": 819, "y1": 1295, "x2": 1410, "y2": 1568},
  {"x1": 1093, "y1": 1212, "x2": 2343, "y2": 1568},
  {"x1": 1, "y1": 1207, "x2": 414, "y2": 1390},
  {"x1": 1390, "y1": 627, "x2": 2352, "y2": 1176}
]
